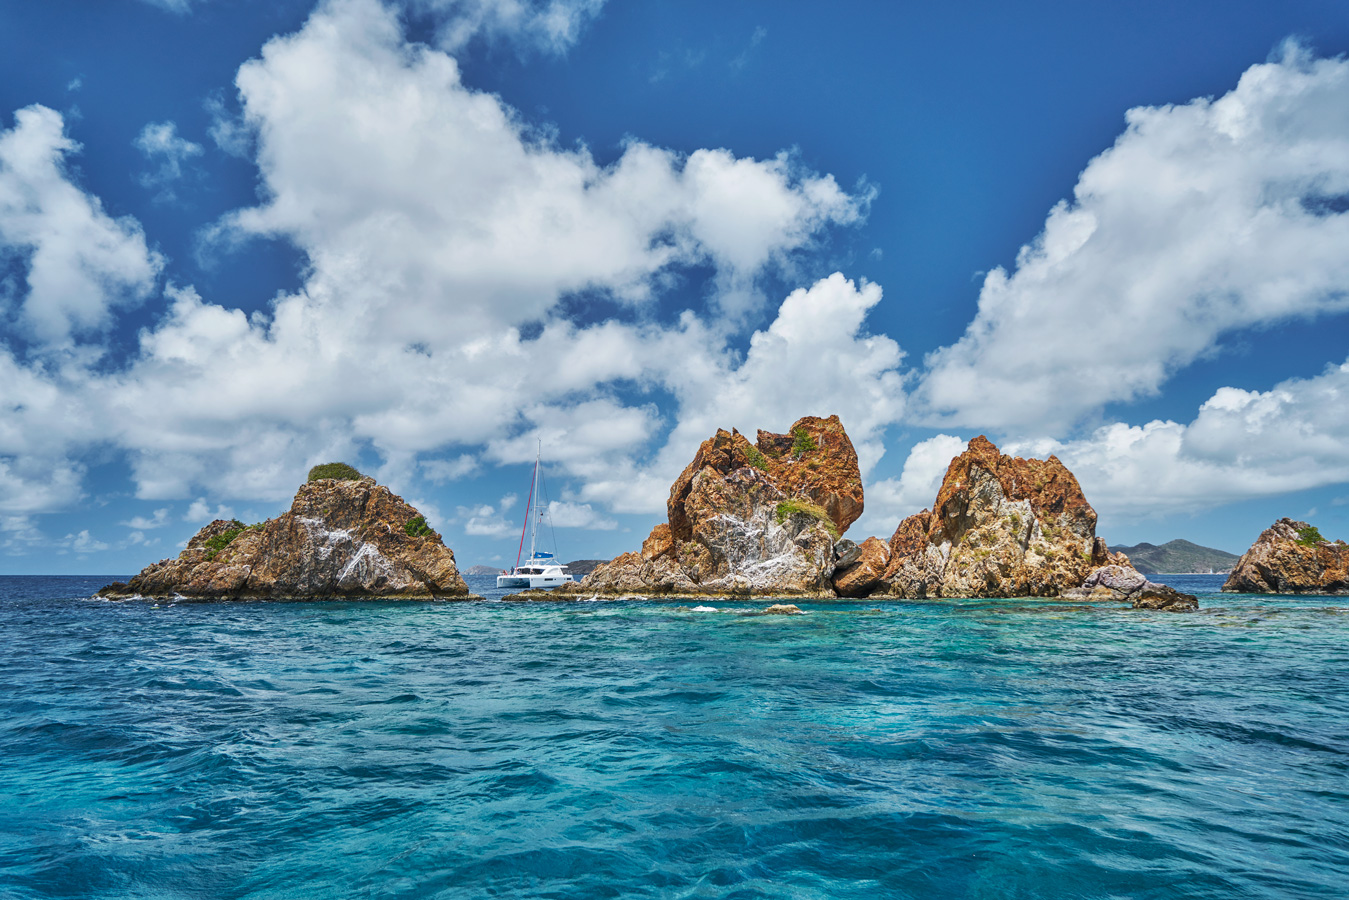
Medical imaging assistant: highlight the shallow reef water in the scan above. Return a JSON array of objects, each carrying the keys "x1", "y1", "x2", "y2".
[{"x1": 1, "y1": 573, "x2": 1346, "y2": 899}]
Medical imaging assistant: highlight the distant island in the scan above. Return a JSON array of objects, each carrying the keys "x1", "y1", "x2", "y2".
[{"x1": 1107, "y1": 539, "x2": 1239, "y2": 574}]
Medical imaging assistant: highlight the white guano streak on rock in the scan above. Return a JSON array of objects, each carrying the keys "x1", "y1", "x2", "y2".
[
  {"x1": 299, "y1": 517, "x2": 398, "y2": 586},
  {"x1": 299, "y1": 517, "x2": 354, "y2": 560},
  {"x1": 338, "y1": 542, "x2": 396, "y2": 585}
]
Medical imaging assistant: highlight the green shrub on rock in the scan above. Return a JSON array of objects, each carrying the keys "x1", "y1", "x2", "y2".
[
  {"x1": 203, "y1": 520, "x2": 263, "y2": 560},
  {"x1": 790, "y1": 427, "x2": 817, "y2": 456},
  {"x1": 307, "y1": 462, "x2": 363, "y2": 483},
  {"x1": 774, "y1": 498, "x2": 839, "y2": 539},
  {"x1": 1296, "y1": 524, "x2": 1326, "y2": 546},
  {"x1": 743, "y1": 446, "x2": 770, "y2": 472},
  {"x1": 405, "y1": 515, "x2": 434, "y2": 538}
]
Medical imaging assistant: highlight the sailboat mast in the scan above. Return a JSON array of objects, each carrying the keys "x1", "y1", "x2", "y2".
[
  {"x1": 514, "y1": 453, "x2": 537, "y2": 572},
  {"x1": 528, "y1": 441, "x2": 541, "y2": 561}
]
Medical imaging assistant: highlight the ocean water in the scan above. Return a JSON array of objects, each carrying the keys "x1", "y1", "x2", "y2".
[{"x1": 1, "y1": 574, "x2": 1346, "y2": 899}]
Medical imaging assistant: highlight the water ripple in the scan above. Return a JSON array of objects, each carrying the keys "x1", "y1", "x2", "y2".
[{"x1": 0, "y1": 574, "x2": 1346, "y2": 898}]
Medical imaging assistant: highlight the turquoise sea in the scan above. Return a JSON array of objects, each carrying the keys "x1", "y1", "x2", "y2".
[{"x1": 1, "y1": 574, "x2": 1346, "y2": 899}]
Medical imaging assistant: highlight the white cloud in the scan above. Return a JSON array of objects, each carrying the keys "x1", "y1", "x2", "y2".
[
  {"x1": 0, "y1": 1, "x2": 894, "y2": 530},
  {"x1": 77, "y1": 0, "x2": 868, "y2": 504},
  {"x1": 0, "y1": 105, "x2": 163, "y2": 348},
  {"x1": 577, "y1": 273, "x2": 907, "y2": 514},
  {"x1": 458, "y1": 498, "x2": 518, "y2": 538},
  {"x1": 1, "y1": 515, "x2": 45, "y2": 555},
  {"x1": 1007, "y1": 358, "x2": 1349, "y2": 520},
  {"x1": 185, "y1": 499, "x2": 235, "y2": 523},
  {"x1": 919, "y1": 42, "x2": 1349, "y2": 433},
  {"x1": 135, "y1": 121, "x2": 203, "y2": 201},
  {"x1": 64, "y1": 529, "x2": 109, "y2": 554},
  {"x1": 410, "y1": 0, "x2": 606, "y2": 54},
  {"x1": 421, "y1": 455, "x2": 480, "y2": 484},
  {"x1": 852, "y1": 433, "x2": 967, "y2": 537},
  {"x1": 123, "y1": 508, "x2": 171, "y2": 530},
  {"x1": 547, "y1": 500, "x2": 616, "y2": 530}
]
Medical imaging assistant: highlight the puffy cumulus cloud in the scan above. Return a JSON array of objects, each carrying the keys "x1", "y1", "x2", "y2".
[
  {"x1": 660, "y1": 274, "x2": 905, "y2": 469},
  {"x1": 0, "y1": 1, "x2": 893, "y2": 534},
  {"x1": 546, "y1": 500, "x2": 615, "y2": 530},
  {"x1": 1008, "y1": 358, "x2": 1349, "y2": 521},
  {"x1": 421, "y1": 455, "x2": 480, "y2": 484},
  {"x1": 852, "y1": 433, "x2": 967, "y2": 537},
  {"x1": 409, "y1": 0, "x2": 606, "y2": 54},
  {"x1": 59, "y1": 0, "x2": 872, "y2": 506},
  {"x1": 185, "y1": 499, "x2": 235, "y2": 523},
  {"x1": 63, "y1": 530, "x2": 110, "y2": 554},
  {"x1": 919, "y1": 43, "x2": 1349, "y2": 433},
  {"x1": 214, "y1": 0, "x2": 861, "y2": 335},
  {"x1": 0, "y1": 105, "x2": 162, "y2": 348},
  {"x1": 134, "y1": 121, "x2": 203, "y2": 201},
  {"x1": 543, "y1": 274, "x2": 908, "y2": 515},
  {"x1": 457, "y1": 495, "x2": 519, "y2": 538},
  {"x1": 123, "y1": 508, "x2": 171, "y2": 530}
]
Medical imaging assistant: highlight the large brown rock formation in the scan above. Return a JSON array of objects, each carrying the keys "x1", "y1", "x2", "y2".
[
  {"x1": 1222, "y1": 519, "x2": 1349, "y2": 593},
  {"x1": 100, "y1": 477, "x2": 475, "y2": 600},
  {"x1": 860, "y1": 436, "x2": 1195, "y2": 609},
  {"x1": 580, "y1": 415, "x2": 863, "y2": 596}
]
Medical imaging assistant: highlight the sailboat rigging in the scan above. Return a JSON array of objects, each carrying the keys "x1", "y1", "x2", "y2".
[{"x1": 496, "y1": 443, "x2": 574, "y2": 590}]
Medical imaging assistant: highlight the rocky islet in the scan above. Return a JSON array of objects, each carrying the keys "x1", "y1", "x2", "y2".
[
  {"x1": 100, "y1": 472, "x2": 476, "y2": 601},
  {"x1": 573, "y1": 415, "x2": 863, "y2": 597},
  {"x1": 1222, "y1": 518, "x2": 1349, "y2": 593},
  {"x1": 101, "y1": 422, "x2": 1208, "y2": 609}
]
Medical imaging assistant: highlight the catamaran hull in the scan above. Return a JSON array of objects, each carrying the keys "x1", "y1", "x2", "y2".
[{"x1": 496, "y1": 575, "x2": 573, "y2": 589}]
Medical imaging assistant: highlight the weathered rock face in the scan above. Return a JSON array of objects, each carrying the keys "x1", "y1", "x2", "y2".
[
  {"x1": 100, "y1": 478, "x2": 474, "y2": 600},
  {"x1": 582, "y1": 415, "x2": 863, "y2": 596},
  {"x1": 865, "y1": 436, "x2": 1196, "y2": 608},
  {"x1": 831, "y1": 536, "x2": 891, "y2": 598},
  {"x1": 1223, "y1": 519, "x2": 1349, "y2": 594},
  {"x1": 871, "y1": 436, "x2": 1109, "y2": 598},
  {"x1": 1060, "y1": 564, "x2": 1198, "y2": 610}
]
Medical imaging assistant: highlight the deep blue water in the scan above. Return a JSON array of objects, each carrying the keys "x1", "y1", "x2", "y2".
[{"x1": 2, "y1": 574, "x2": 1347, "y2": 899}]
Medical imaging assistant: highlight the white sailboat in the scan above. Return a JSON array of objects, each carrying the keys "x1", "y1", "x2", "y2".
[{"x1": 496, "y1": 444, "x2": 574, "y2": 590}]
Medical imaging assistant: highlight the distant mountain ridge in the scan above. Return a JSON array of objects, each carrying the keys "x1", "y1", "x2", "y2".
[{"x1": 1108, "y1": 539, "x2": 1239, "y2": 574}]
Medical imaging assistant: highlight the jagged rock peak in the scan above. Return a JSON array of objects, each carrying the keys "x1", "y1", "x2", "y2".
[
  {"x1": 1223, "y1": 518, "x2": 1349, "y2": 594},
  {"x1": 862, "y1": 435, "x2": 1195, "y2": 608},
  {"x1": 100, "y1": 476, "x2": 475, "y2": 601},
  {"x1": 578, "y1": 414, "x2": 863, "y2": 597}
]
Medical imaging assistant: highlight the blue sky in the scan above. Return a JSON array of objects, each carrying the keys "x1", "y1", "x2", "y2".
[{"x1": 2, "y1": 0, "x2": 1349, "y2": 574}]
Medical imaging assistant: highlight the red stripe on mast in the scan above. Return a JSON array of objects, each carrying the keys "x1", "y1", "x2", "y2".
[{"x1": 514, "y1": 457, "x2": 537, "y2": 571}]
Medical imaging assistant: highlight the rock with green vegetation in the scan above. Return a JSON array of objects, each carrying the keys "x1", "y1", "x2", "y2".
[
  {"x1": 307, "y1": 462, "x2": 363, "y2": 483},
  {"x1": 1223, "y1": 518, "x2": 1349, "y2": 594},
  {"x1": 1107, "y1": 539, "x2": 1239, "y2": 574},
  {"x1": 582, "y1": 415, "x2": 864, "y2": 596},
  {"x1": 99, "y1": 476, "x2": 476, "y2": 601},
  {"x1": 866, "y1": 435, "x2": 1195, "y2": 609}
]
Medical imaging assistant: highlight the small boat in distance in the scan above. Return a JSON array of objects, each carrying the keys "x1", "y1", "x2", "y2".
[{"x1": 497, "y1": 444, "x2": 574, "y2": 591}]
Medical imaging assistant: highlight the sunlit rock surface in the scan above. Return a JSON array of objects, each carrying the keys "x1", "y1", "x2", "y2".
[
  {"x1": 1223, "y1": 518, "x2": 1349, "y2": 594},
  {"x1": 100, "y1": 478, "x2": 474, "y2": 600},
  {"x1": 866, "y1": 436, "x2": 1196, "y2": 608},
  {"x1": 581, "y1": 415, "x2": 863, "y2": 596}
]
